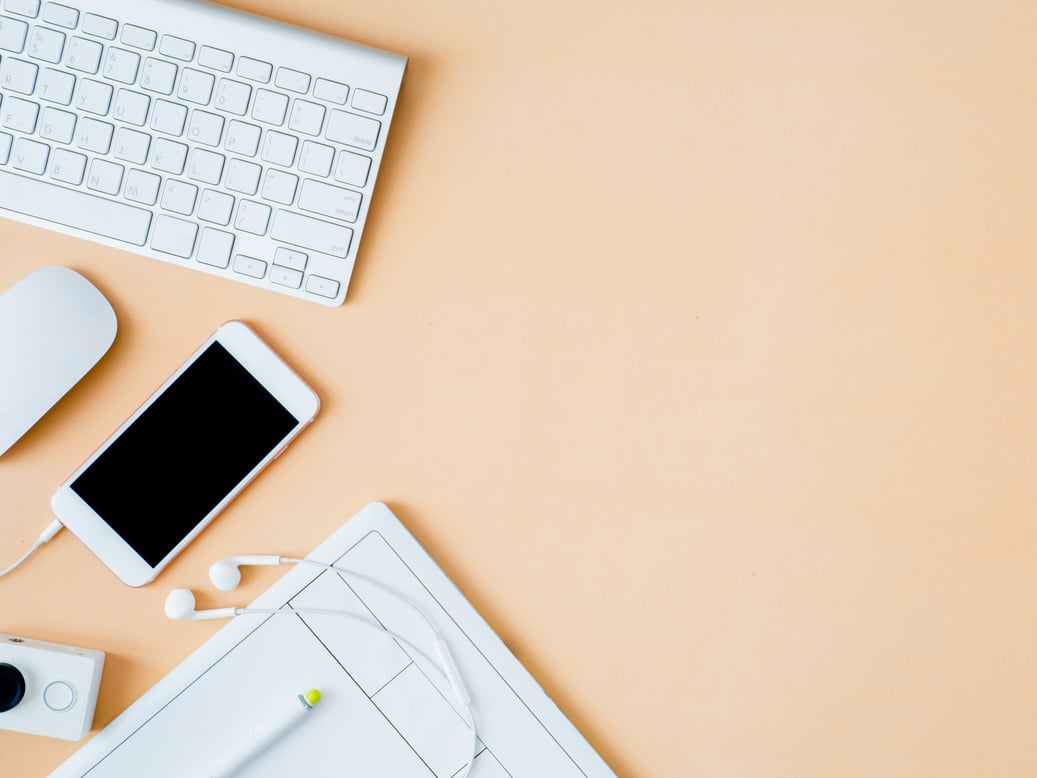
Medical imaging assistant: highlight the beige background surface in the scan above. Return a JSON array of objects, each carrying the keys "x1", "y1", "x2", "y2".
[{"x1": 2, "y1": 0, "x2": 1037, "y2": 775}]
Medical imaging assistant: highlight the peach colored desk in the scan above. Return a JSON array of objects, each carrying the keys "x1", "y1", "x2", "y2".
[{"x1": 3, "y1": 2, "x2": 1036, "y2": 775}]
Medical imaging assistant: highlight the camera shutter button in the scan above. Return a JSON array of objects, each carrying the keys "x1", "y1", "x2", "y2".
[{"x1": 44, "y1": 681, "x2": 76, "y2": 712}]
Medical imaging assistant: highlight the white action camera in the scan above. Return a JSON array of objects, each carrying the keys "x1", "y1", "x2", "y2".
[{"x1": 0, "y1": 632, "x2": 105, "y2": 740}]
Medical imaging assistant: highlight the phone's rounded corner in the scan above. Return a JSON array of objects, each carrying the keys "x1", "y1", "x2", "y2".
[
  {"x1": 112, "y1": 555, "x2": 161, "y2": 588},
  {"x1": 121, "y1": 570, "x2": 157, "y2": 588},
  {"x1": 305, "y1": 388, "x2": 321, "y2": 421},
  {"x1": 217, "y1": 319, "x2": 252, "y2": 335},
  {"x1": 49, "y1": 486, "x2": 74, "y2": 526},
  {"x1": 49, "y1": 486, "x2": 65, "y2": 516}
]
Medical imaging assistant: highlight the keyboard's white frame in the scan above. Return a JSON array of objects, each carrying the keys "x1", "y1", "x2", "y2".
[{"x1": 0, "y1": 0, "x2": 407, "y2": 306}]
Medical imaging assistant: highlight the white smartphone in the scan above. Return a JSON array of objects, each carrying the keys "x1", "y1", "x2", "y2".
[{"x1": 51, "y1": 321, "x2": 320, "y2": 587}]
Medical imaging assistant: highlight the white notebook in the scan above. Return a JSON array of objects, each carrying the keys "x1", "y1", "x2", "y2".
[{"x1": 52, "y1": 503, "x2": 615, "y2": 777}]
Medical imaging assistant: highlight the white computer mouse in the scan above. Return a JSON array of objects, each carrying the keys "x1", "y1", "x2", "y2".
[{"x1": 0, "y1": 267, "x2": 117, "y2": 456}]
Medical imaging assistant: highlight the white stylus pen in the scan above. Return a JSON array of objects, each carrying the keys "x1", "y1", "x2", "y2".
[{"x1": 203, "y1": 689, "x2": 322, "y2": 777}]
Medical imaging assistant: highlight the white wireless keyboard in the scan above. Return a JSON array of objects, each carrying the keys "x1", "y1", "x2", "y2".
[{"x1": 0, "y1": 0, "x2": 406, "y2": 306}]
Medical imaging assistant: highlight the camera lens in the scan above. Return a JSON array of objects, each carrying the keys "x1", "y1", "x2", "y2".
[{"x1": 0, "y1": 663, "x2": 26, "y2": 712}]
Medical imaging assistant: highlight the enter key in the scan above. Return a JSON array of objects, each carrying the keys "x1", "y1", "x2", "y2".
[{"x1": 298, "y1": 180, "x2": 363, "y2": 223}]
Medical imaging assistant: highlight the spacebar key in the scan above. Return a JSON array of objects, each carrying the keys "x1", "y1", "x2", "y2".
[{"x1": 0, "y1": 170, "x2": 152, "y2": 246}]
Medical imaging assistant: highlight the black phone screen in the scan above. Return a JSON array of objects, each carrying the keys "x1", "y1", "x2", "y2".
[{"x1": 71, "y1": 342, "x2": 299, "y2": 567}]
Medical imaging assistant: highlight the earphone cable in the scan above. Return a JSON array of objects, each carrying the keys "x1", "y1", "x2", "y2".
[
  {"x1": 0, "y1": 519, "x2": 63, "y2": 579},
  {"x1": 280, "y1": 557, "x2": 440, "y2": 633}
]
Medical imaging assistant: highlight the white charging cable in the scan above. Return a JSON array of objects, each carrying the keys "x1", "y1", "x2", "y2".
[{"x1": 0, "y1": 520, "x2": 63, "y2": 578}]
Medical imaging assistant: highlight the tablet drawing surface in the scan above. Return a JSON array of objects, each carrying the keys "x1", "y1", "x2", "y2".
[{"x1": 52, "y1": 503, "x2": 616, "y2": 777}]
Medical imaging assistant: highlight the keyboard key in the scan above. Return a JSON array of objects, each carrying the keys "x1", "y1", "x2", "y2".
[
  {"x1": 66, "y1": 36, "x2": 103, "y2": 74},
  {"x1": 151, "y1": 99, "x2": 187, "y2": 135},
  {"x1": 333, "y1": 149, "x2": 370, "y2": 187},
  {"x1": 141, "y1": 57, "x2": 177, "y2": 95},
  {"x1": 270, "y1": 264, "x2": 302, "y2": 289},
  {"x1": 5, "y1": 0, "x2": 40, "y2": 18},
  {"x1": 160, "y1": 178, "x2": 197, "y2": 215},
  {"x1": 0, "y1": 168, "x2": 152, "y2": 243},
  {"x1": 113, "y1": 127, "x2": 150, "y2": 164},
  {"x1": 39, "y1": 106, "x2": 75, "y2": 143},
  {"x1": 325, "y1": 110, "x2": 380, "y2": 151},
  {"x1": 252, "y1": 89, "x2": 287, "y2": 125},
  {"x1": 75, "y1": 116, "x2": 113, "y2": 153},
  {"x1": 187, "y1": 147, "x2": 224, "y2": 184},
  {"x1": 124, "y1": 168, "x2": 160, "y2": 205},
  {"x1": 0, "y1": 17, "x2": 29, "y2": 52},
  {"x1": 109, "y1": 89, "x2": 148, "y2": 125},
  {"x1": 81, "y1": 12, "x2": 116, "y2": 39},
  {"x1": 234, "y1": 199, "x2": 270, "y2": 235},
  {"x1": 0, "y1": 132, "x2": 10, "y2": 164},
  {"x1": 149, "y1": 137, "x2": 187, "y2": 174},
  {"x1": 27, "y1": 25, "x2": 64, "y2": 63},
  {"x1": 41, "y1": 108, "x2": 74, "y2": 148},
  {"x1": 232, "y1": 254, "x2": 266, "y2": 278},
  {"x1": 197, "y1": 45, "x2": 232, "y2": 72},
  {"x1": 159, "y1": 35, "x2": 194, "y2": 62},
  {"x1": 196, "y1": 227, "x2": 234, "y2": 267},
  {"x1": 178, "y1": 68, "x2": 214, "y2": 105},
  {"x1": 74, "y1": 78, "x2": 111, "y2": 114},
  {"x1": 113, "y1": 88, "x2": 149, "y2": 125},
  {"x1": 11, "y1": 136, "x2": 48, "y2": 173},
  {"x1": 236, "y1": 56, "x2": 270, "y2": 83},
  {"x1": 224, "y1": 158, "x2": 260, "y2": 194},
  {"x1": 313, "y1": 78, "x2": 347, "y2": 105},
  {"x1": 198, "y1": 188, "x2": 233, "y2": 225},
  {"x1": 1, "y1": 57, "x2": 38, "y2": 94},
  {"x1": 261, "y1": 130, "x2": 296, "y2": 166},
  {"x1": 271, "y1": 210, "x2": 351, "y2": 258},
  {"x1": 2, "y1": 96, "x2": 39, "y2": 132},
  {"x1": 86, "y1": 158, "x2": 123, "y2": 195},
  {"x1": 273, "y1": 247, "x2": 306, "y2": 270},
  {"x1": 224, "y1": 119, "x2": 260, "y2": 156},
  {"x1": 103, "y1": 47, "x2": 140, "y2": 84},
  {"x1": 81, "y1": 13, "x2": 116, "y2": 40},
  {"x1": 305, "y1": 274, "x2": 339, "y2": 298},
  {"x1": 351, "y1": 88, "x2": 387, "y2": 116},
  {"x1": 215, "y1": 78, "x2": 250, "y2": 115},
  {"x1": 298, "y1": 141, "x2": 334, "y2": 177},
  {"x1": 261, "y1": 169, "x2": 297, "y2": 205},
  {"x1": 274, "y1": 67, "x2": 309, "y2": 94},
  {"x1": 121, "y1": 24, "x2": 156, "y2": 51},
  {"x1": 299, "y1": 179, "x2": 361, "y2": 222},
  {"x1": 288, "y1": 98, "x2": 324, "y2": 136},
  {"x1": 42, "y1": 3, "x2": 78, "y2": 28},
  {"x1": 49, "y1": 147, "x2": 84, "y2": 183},
  {"x1": 151, "y1": 213, "x2": 197, "y2": 257},
  {"x1": 187, "y1": 109, "x2": 223, "y2": 146},
  {"x1": 38, "y1": 67, "x2": 74, "y2": 104}
]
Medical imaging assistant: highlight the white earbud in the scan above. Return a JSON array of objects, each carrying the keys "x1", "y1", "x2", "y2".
[
  {"x1": 208, "y1": 555, "x2": 282, "y2": 591},
  {"x1": 164, "y1": 588, "x2": 238, "y2": 621}
]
